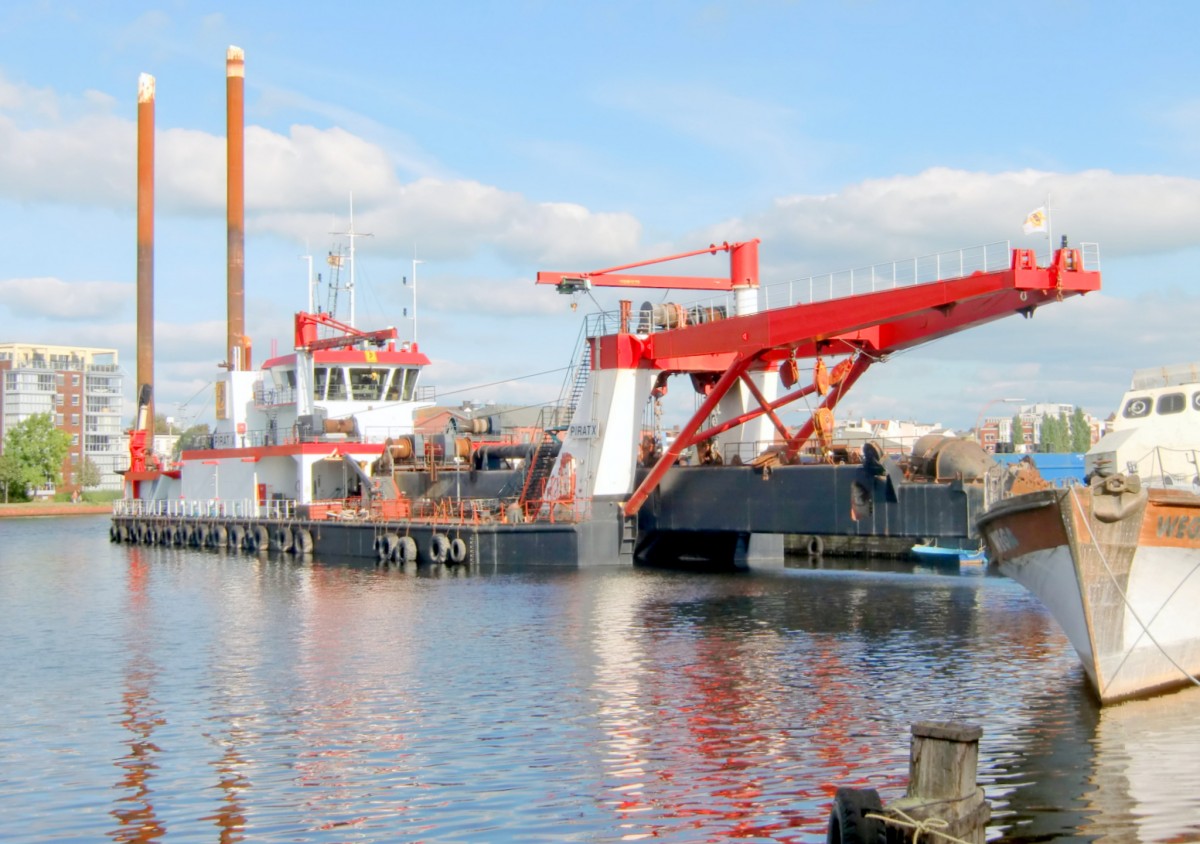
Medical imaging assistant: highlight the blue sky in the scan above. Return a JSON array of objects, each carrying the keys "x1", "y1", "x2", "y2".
[{"x1": 2, "y1": 1, "x2": 1199, "y2": 432}]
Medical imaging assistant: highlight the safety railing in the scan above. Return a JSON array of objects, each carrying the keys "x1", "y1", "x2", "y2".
[
  {"x1": 113, "y1": 498, "x2": 298, "y2": 520},
  {"x1": 585, "y1": 241, "x2": 1023, "y2": 338}
]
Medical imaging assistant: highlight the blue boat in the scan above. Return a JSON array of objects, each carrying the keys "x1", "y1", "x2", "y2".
[{"x1": 911, "y1": 543, "x2": 987, "y2": 564}]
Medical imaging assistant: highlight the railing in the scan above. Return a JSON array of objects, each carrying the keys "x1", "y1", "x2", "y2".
[
  {"x1": 582, "y1": 241, "x2": 1103, "y2": 340},
  {"x1": 113, "y1": 498, "x2": 297, "y2": 520},
  {"x1": 759, "y1": 240, "x2": 1014, "y2": 311},
  {"x1": 114, "y1": 493, "x2": 595, "y2": 526},
  {"x1": 1119, "y1": 445, "x2": 1200, "y2": 488}
]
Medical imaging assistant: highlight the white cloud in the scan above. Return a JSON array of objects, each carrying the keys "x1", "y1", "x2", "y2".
[
  {"x1": 4, "y1": 77, "x2": 1199, "y2": 430},
  {"x1": 706, "y1": 168, "x2": 1200, "y2": 278},
  {"x1": 0, "y1": 277, "x2": 130, "y2": 320}
]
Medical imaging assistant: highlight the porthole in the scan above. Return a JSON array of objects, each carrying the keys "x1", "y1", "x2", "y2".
[{"x1": 1122, "y1": 397, "x2": 1151, "y2": 419}]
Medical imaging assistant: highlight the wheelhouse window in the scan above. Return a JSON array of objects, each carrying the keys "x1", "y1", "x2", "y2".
[
  {"x1": 385, "y1": 367, "x2": 418, "y2": 401},
  {"x1": 1157, "y1": 392, "x2": 1186, "y2": 415},
  {"x1": 326, "y1": 366, "x2": 347, "y2": 400},
  {"x1": 349, "y1": 368, "x2": 384, "y2": 401},
  {"x1": 1122, "y1": 396, "x2": 1152, "y2": 419},
  {"x1": 314, "y1": 367, "x2": 328, "y2": 399}
]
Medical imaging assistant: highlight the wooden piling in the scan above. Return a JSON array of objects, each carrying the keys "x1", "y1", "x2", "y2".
[
  {"x1": 884, "y1": 721, "x2": 990, "y2": 843},
  {"x1": 825, "y1": 721, "x2": 991, "y2": 844}
]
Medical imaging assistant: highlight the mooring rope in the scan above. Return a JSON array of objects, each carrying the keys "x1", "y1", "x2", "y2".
[
  {"x1": 865, "y1": 808, "x2": 972, "y2": 844},
  {"x1": 1068, "y1": 486, "x2": 1200, "y2": 693}
]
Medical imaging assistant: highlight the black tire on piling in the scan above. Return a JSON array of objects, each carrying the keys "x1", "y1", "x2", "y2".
[{"x1": 825, "y1": 787, "x2": 884, "y2": 844}]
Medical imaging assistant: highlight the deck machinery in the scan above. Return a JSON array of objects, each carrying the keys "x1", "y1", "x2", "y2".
[{"x1": 533, "y1": 239, "x2": 1101, "y2": 565}]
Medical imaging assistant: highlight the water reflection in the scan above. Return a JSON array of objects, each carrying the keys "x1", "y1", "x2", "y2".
[
  {"x1": 1, "y1": 517, "x2": 1198, "y2": 842},
  {"x1": 1083, "y1": 686, "x2": 1200, "y2": 841},
  {"x1": 109, "y1": 547, "x2": 165, "y2": 842}
]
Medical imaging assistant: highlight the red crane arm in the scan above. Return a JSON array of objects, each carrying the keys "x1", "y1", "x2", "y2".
[
  {"x1": 636, "y1": 247, "x2": 1098, "y2": 371},
  {"x1": 536, "y1": 239, "x2": 760, "y2": 293},
  {"x1": 293, "y1": 311, "x2": 398, "y2": 352}
]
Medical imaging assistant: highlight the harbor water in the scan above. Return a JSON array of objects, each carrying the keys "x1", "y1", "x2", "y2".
[{"x1": 2, "y1": 516, "x2": 1198, "y2": 842}]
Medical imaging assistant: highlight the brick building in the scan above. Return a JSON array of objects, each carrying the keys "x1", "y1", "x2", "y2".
[{"x1": 0, "y1": 343, "x2": 125, "y2": 493}]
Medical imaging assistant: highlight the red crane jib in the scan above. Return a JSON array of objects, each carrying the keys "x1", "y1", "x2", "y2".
[
  {"x1": 537, "y1": 239, "x2": 761, "y2": 293},
  {"x1": 589, "y1": 247, "x2": 1098, "y2": 373},
  {"x1": 293, "y1": 311, "x2": 398, "y2": 351},
  {"x1": 545, "y1": 243, "x2": 1101, "y2": 518}
]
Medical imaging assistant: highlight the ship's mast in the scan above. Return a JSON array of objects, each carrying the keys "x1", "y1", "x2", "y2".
[{"x1": 329, "y1": 194, "x2": 372, "y2": 328}]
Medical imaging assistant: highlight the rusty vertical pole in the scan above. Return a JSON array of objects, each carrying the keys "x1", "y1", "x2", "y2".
[
  {"x1": 226, "y1": 45, "x2": 247, "y2": 371},
  {"x1": 136, "y1": 72, "x2": 155, "y2": 429}
]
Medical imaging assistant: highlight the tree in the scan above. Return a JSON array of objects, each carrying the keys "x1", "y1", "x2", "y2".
[
  {"x1": 1070, "y1": 407, "x2": 1093, "y2": 452},
  {"x1": 3, "y1": 413, "x2": 71, "y2": 491},
  {"x1": 1039, "y1": 414, "x2": 1060, "y2": 453},
  {"x1": 77, "y1": 456, "x2": 103, "y2": 489},
  {"x1": 172, "y1": 423, "x2": 212, "y2": 460},
  {"x1": 0, "y1": 453, "x2": 36, "y2": 502},
  {"x1": 1010, "y1": 414, "x2": 1025, "y2": 451},
  {"x1": 1038, "y1": 413, "x2": 1073, "y2": 453}
]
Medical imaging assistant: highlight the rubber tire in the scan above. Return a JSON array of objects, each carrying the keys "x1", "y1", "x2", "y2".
[
  {"x1": 293, "y1": 529, "x2": 314, "y2": 554},
  {"x1": 396, "y1": 536, "x2": 417, "y2": 564},
  {"x1": 377, "y1": 534, "x2": 398, "y2": 565},
  {"x1": 808, "y1": 535, "x2": 825, "y2": 557},
  {"x1": 251, "y1": 525, "x2": 270, "y2": 552},
  {"x1": 429, "y1": 533, "x2": 450, "y2": 564},
  {"x1": 228, "y1": 524, "x2": 246, "y2": 550},
  {"x1": 272, "y1": 527, "x2": 294, "y2": 553},
  {"x1": 826, "y1": 787, "x2": 884, "y2": 844},
  {"x1": 448, "y1": 537, "x2": 468, "y2": 564}
]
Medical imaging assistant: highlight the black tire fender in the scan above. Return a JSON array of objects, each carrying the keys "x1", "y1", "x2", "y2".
[
  {"x1": 293, "y1": 528, "x2": 314, "y2": 554},
  {"x1": 429, "y1": 532, "x2": 450, "y2": 564},
  {"x1": 397, "y1": 535, "x2": 417, "y2": 563},
  {"x1": 826, "y1": 787, "x2": 884, "y2": 844}
]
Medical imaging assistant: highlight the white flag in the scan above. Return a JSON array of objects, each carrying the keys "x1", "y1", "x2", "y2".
[{"x1": 1022, "y1": 206, "x2": 1048, "y2": 235}]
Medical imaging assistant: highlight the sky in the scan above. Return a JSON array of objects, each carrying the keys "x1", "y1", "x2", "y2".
[{"x1": 2, "y1": 0, "x2": 1199, "y2": 434}]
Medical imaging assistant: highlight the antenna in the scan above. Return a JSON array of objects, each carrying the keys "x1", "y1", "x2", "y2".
[
  {"x1": 301, "y1": 242, "x2": 314, "y2": 313},
  {"x1": 329, "y1": 193, "x2": 372, "y2": 327},
  {"x1": 412, "y1": 252, "x2": 424, "y2": 346}
]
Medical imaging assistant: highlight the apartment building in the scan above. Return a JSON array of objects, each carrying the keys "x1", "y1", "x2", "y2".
[{"x1": 0, "y1": 343, "x2": 125, "y2": 493}]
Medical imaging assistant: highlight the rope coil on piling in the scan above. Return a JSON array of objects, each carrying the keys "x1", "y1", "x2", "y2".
[{"x1": 865, "y1": 808, "x2": 972, "y2": 844}]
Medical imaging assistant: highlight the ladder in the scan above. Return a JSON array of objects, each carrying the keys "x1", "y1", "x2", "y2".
[{"x1": 517, "y1": 338, "x2": 591, "y2": 507}]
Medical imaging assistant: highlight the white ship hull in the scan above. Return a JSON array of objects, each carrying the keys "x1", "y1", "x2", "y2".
[{"x1": 980, "y1": 485, "x2": 1200, "y2": 703}]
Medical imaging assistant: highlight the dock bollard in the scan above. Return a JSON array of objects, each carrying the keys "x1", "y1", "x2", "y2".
[{"x1": 826, "y1": 721, "x2": 990, "y2": 843}]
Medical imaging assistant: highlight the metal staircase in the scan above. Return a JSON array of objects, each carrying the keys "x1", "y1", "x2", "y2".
[{"x1": 516, "y1": 334, "x2": 592, "y2": 508}]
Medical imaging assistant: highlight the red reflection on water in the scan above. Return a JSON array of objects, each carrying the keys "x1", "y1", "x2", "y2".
[
  {"x1": 593, "y1": 581, "x2": 909, "y2": 842},
  {"x1": 198, "y1": 739, "x2": 250, "y2": 843},
  {"x1": 109, "y1": 548, "x2": 165, "y2": 843}
]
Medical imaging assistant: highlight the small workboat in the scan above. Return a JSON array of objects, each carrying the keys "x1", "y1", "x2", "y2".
[
  {"x1": 977, "y1": 363, "x2": 1200, "y2": 704},
  {"x1": 910, "y1": 543, "x2": 987, "y2": 564}
]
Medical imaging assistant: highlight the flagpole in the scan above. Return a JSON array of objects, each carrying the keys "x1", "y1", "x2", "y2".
[{"x1": 1045, "y1": 193, "x2": 1053, "y2": 260}]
